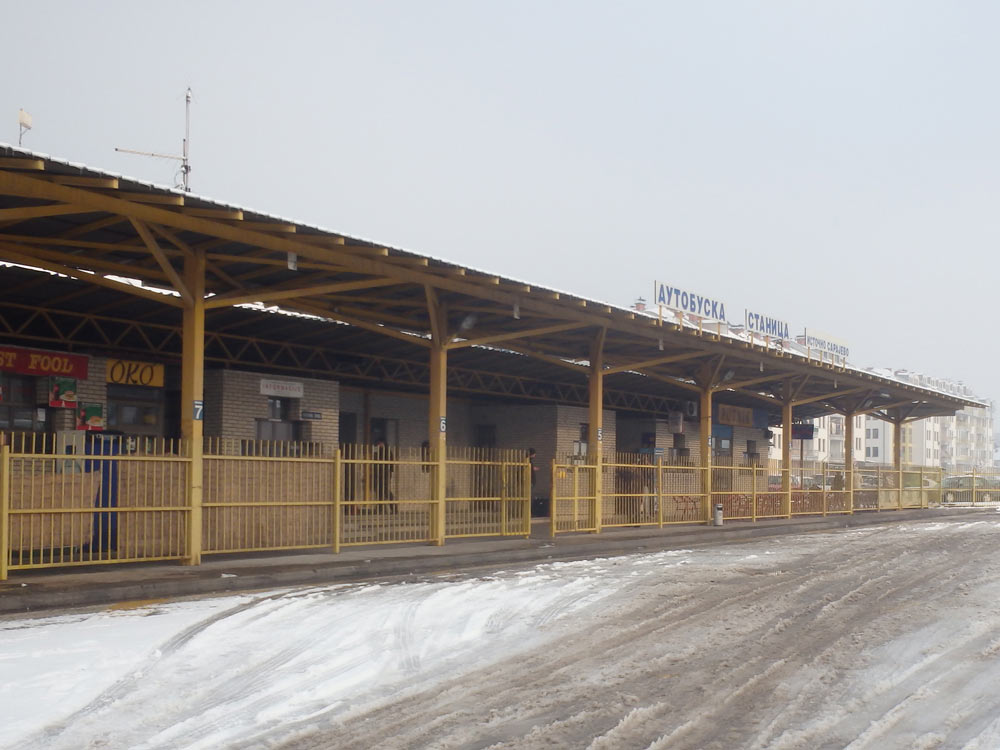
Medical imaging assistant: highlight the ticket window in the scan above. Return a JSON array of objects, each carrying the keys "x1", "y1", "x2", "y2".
[
  {"x1": 0, "y1": 373, "x2": 45, "y2": 433},
  {"x1": 256, "y1": 397, "x2": 300, "y2": 442},
  {"x1": 107, "y1": 384, "x2": 165, "y2": 437}
]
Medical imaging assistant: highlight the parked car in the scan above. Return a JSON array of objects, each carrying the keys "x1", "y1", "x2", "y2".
[{"x1": 941, "y1": 475, "x2": 1000, "y2": 503}]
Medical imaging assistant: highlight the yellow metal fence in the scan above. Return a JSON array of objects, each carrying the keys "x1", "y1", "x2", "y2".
[
  {"x1": 2, "y1": 434, "x2": 191, "y2": 575},
  {"x1": 0, "y1": 434, "x2": 993, "y2": 577},
  {"x1": 0, "y1": 438, "x2": 530, "y2": 578},
  {"x1": 548, "y1": 455, "x2": 962, "y2": 535}
]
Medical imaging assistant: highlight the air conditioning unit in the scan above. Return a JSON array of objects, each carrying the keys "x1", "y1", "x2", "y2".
[{"x1": 684, "y1": 400, "x2": 698, "y2": 418}]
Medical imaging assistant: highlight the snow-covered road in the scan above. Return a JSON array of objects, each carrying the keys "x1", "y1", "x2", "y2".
[{"x1": 4, "y1": 517, "x2": 1000, "y2": 749}]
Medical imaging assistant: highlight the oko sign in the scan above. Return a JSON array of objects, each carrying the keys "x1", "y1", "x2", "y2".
[
  {"x1": 106, "y1": 359, "x2": 165, "y2": 387},
  {"x1": 0, "y1": 346, "x2": 89, "y2": 379}
]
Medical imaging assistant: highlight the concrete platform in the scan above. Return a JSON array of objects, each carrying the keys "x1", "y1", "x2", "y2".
[{"x1": 0, "y1": 507, "x2": 991, "y2": 616}]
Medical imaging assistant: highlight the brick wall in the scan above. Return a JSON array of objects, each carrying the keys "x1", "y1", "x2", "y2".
[
  {"x1": 205, "y1": 369, "x2": 339, "y2": 444},
  {"x1": 48, "y1": 355, "x2": 108, "y2": 433},
  {"x1": 470, "y1": 403, "x2": 558, "y2": 498},
  {"x1": 554, "y1": 405, "x2": 617, "y2": 460},
  {"x1": 339, "y1": 389, "x2": 473, "y2": 449}
]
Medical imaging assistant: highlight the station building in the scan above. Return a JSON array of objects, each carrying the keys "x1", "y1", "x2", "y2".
[{"x1": 0, "y1": 145, "x2": 985, "y2": 577}]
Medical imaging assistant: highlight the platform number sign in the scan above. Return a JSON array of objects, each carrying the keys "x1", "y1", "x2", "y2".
[
  {"x1": 439, "y1": 417, "x2": 447, "y2": 433},
  {"x1": 597, "y1": 427, "x2": 603, "y2": 442},
  {"x1": 193, "y1": 400, "x2": 204, "y2": 421}
]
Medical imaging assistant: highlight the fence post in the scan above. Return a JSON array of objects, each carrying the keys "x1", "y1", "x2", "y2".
[
  {"x1": 331, "y1": 449, "x2": 341, "y2": 554},
  {"x1": 500, "y1": 460, "x2": 508, "y2": 537},
  {"x1": 549, "y1": 460, "x2": 557, "y2": 538},
  {"x1": 576, "y1": 463, "x2": 584, "y2": 530},
  {"x1": 876, "y1": 465, "x2": 881, "y2": 512},
  {"x1": 973, "y1": 466, "x2": 978, "y2": 505},
  {"x1": 822, "y1": 461, "x2": 827, "y2": 517},
  {"x1": 897, "y1": 463, "x2": 903, "y2": 510},
  {"x1": 752, "y1": 465, "x2": 758, "y2": 522},
  {"x1": 657, "y1": 456, "x2": 664, "y2": 528},
  {"x1": 523, "y1": 460, "x2": 531, "y2": 537},
  {"x1": 435, "y1": 446, "x2": 446, "y2": 545},
  {"x1": 0, "y1": 443, "x2": 9, "y2": 581},
  {"x1": 919, "y1": 465, "x2": 925, "y2": 508},
  {"x1": 847, "y1": 459, "x2": 854, "y2": 514}
]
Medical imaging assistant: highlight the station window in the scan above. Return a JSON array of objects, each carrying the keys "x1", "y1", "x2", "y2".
[
  {"x1": 107, "y1": 384, "x2": 165, "y2": 436},
  {"x1": 0, "y1": 373, "x2": 44, "y2": 432},
  {"x1": 256, "y1": 397, "x2": 300, "y2": 443}
]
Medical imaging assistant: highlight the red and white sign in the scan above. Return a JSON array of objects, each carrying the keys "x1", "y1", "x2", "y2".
[{"x1": 0, "y1": 346, "x2": 89, "y2": 379}]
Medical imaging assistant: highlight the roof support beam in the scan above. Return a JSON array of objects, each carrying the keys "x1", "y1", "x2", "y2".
[
  {"x1": 130, "y1": 218, "x2": 193, "y2": 305},
  {"x1": 792, "y1": 386, "x2": 868, "y2": 408},
  {"x1": 500, "y1": 343, "x2": 590, "y2": 373},
  {"x1": 0, "y1": 243, "x2": 184, "y2": 307},
  {"x1": 446, "y1": 322, "x2": 588, "y2": 351},
  {"x1": 204, "y1": 277, "x2": 400, "y2": 309},
  {"x1": 0, "y1": 204, "x2": 91, "y2": 222},
  {"x1": 635, "y1": 368, "x2": 702, "y2": 393},
  {"x1": 716, "y1": 372, "x2": 793, "y2": 391},
  {"x1": 286, "y1": 299, "x2": 431, "y2": 348},
  {"x1": 602, "y1": 350, "x2": 706, "y2": 376}
]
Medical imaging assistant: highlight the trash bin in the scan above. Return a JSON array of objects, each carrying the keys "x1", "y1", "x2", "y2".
[
  {"x1": 85, "y1": 431, "x2": 124, "y2": 553},
  {"x1": 713, "y1": 503, "x2": 724, "y2": 527}
]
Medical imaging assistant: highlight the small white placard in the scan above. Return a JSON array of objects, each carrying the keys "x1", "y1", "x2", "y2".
[{"x1": 260, "y1": 379, "x2": 304, "y2": 398}]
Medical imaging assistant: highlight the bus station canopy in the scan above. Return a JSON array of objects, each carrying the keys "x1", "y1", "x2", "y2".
[{"x1": 0, "y1": 144, "x2": 982, "y2": 424}]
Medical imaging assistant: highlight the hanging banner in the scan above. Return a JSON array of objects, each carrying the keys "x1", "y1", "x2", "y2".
[
  {"x1": 49, "y1": 377, "x2": 78, "y2": 408},
  {"x1": 106, "y1": 359, "x2": 164, "y2": 387},
  {"x1": 0, "y1": 346, "x2": 88, "y2": 379},
  {"x1": 76, "y1": 403, "x2": 106, "y2": 431}
]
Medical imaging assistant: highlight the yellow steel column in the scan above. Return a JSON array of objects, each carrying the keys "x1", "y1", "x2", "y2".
[
  {"x1": 0, "y1": 443, "x2": 9, "y2": 581},
  {"x1": 588, "y1": 331, "x2": 605, "y2": 533},
  {"x1": 893, "y1": 417, "x2": 903, "y2": 510},
  {"x1": 331, "y1": 449, "x2": 342, "y2": 554},
  {"x1": 845, "y1": 413, "x2": 854, "y2": 514},
  {"x1": 700, "y1": 385, "x2": 713, "y2": 524},
  {"x1": 181, "y1": 250, "x2": 205, "y2": 566},
  {"x1": 429, "y1": 340, "x2": 447, "y2": 545},
  {"x1": 781, "y1": 391, "x2": 792, "y2": 518}
]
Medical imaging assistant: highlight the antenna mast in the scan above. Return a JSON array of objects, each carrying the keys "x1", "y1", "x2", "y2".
[{"x1": 115, "y1": 87, "x2": 193, "y2": 192}]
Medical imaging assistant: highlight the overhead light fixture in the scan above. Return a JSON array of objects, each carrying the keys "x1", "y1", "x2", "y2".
[
  {"x1": 287, "y1": 252, "x2": 297, "y2": 271},
  {"x1": 759, "y1": 361, "x2": 764, "y2": 372},
  {"x1": 658, "y1": 338, "x2": 664, "y2": 351},
  {"x1": 513, "y1": 301, "x2": 520, "y2": 320}
]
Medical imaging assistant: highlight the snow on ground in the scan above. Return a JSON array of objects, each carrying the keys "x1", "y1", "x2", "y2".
[{"x1": 4, "y1": 517, "x2": 1000, "y2": 749}]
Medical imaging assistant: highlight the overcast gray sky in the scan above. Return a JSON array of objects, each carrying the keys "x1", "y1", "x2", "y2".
[{"x1": 5, "y1": 2, "x2": 998, "y2": 399}]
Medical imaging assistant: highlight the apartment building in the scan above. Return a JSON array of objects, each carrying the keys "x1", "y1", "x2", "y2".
[{"x1": 769, "y1": 370, "x2": 994, "y2": 471}]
